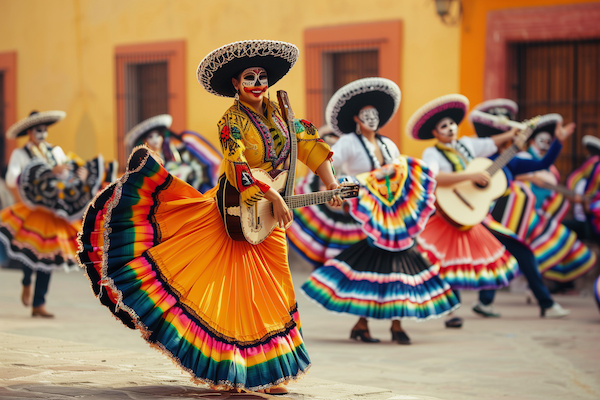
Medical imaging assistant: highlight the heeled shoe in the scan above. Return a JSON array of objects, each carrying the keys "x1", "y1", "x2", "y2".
[
  {"x1": 258, "y1": 385, "x2": 288, "y2": 395},
  {"x1": 32, "y1": 306, "x2": 54, "y2": 318},
  {"x1": 391, "y1": 329, "x2": 411, "y2": 345},
  {"x1": 350, "y1": 329, "x2": 380, "y2": 343}
]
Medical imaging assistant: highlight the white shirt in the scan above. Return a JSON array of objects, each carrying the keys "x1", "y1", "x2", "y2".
[
  {"x1": 421, "y1": 136, "x2": 497, "y2": 175},
  {"x1": 5, "y1": 144, "x2": 67, "y2": 188},
  {"x1": 331, "y1": 133, "x2": 400, "y2": 176}
]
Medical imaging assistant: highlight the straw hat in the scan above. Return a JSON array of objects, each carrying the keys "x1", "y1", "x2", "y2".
[
  {"x1": 406, "y1": 94, "x2": 469, "y2": 140},
  {"x1": 197, "y1": 40, "x2": 299, "y2": 97},
  {"x1": 124, "y1": 114, "x2": 172, "y2": 152},
  {"x1": 7, "y1": 110, "x2": 66, "y2": 139},
  {"x1": 470, "y1": 98, "x2": 519, "y2": 138},
  {"x1": 325, "y1": 77, "x2": 401, "y2": 136}
]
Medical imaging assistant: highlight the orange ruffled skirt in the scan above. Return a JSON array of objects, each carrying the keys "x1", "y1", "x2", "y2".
[{"x1": 77, "y1": 148, "x2": 310, "y2": 391}]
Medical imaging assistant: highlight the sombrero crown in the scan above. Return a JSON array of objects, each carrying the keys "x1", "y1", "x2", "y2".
[
  {"x1": 125, "y1": 114, "x2": 172, "y2": 152},
  {"x1": 470, "y1": 98, "x2": 518, "y2": 138},
  {"x1": 7, "y1": 110, "x2": 66, "y2": 139},
  {"x1": 406, "y1": 94, "x2": 469, "y2": 140},
  {"x1": 325, "y1": 77, "x2": 401, "y2": 136},
  {"x1": 530, "y1": 113, "x2": 562, "y2": 140},
  {"x1": 197, "y1": 40, "x2": 299, "y2": 97}
]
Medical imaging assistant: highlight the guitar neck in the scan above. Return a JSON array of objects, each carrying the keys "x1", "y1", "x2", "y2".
[
  {"x1": 277, "y1": 90, "x2": 297, "y2": 197},
  {"x1": 284, "y1": 190, "x2": 338, "y2": 209},
  {"x1": 485, "y1": 144, "x2": 520, "y2": 176}
]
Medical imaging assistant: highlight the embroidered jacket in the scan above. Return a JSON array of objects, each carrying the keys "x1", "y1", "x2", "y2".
[{"x1": 217, "y1": 98, "x2": 332, "y2": 206}]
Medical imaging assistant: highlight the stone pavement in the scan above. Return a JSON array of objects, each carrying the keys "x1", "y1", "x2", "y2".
[{"x1": 1, "y1": 252, "x2": 599, "y2": 400}]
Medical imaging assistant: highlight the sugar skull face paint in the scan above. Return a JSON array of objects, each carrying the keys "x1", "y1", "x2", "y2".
[
  {"x1": 240, "y1": 67, "x2": 268, "y2": 98},
  {"x1": 533, "y1": 131, "x2": 552, "y2": 152},
  {"x1": 144, "y1": 130, "x2": 164, "y2": 151},
  {"x1": 29, "y1": 125, "x2": 48, "y2": 145},
  {"x1": 357, "y1": 106, "x2": 379, "y2": 132},
  {"x1": 433, "y1": 117, "x2": 458, "y2": 143}
]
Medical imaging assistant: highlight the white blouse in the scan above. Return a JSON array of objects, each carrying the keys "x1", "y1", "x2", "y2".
[
  {"x1": 331, "y1": 133, "x2": 400, "y2": 176},
  {"x1": 421, "y1": 136, "x2": 497, "y2": 176},
  {"x1": 5, "y1": 144, "x2": 67, "y2": 188}
]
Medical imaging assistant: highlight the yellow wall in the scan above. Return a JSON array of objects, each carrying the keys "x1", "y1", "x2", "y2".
[
  {"x1": 459, "y1": 0, "x2": 600, "y2": 137},
  {"x1": 0, "y1": 0, "x2": 461, "y2": 162}
]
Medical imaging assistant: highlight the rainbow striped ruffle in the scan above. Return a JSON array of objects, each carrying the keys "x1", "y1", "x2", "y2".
[
  {"x1": 77, "y1": 147, "x2": 310, "y2": 391},
  {"x1": 417, "y1": 213, "x2": 518, "y2": 290},
  {"x1": 350, "y1": 156, "x2": 436, "y2": 251},
  {"x1": 594, "y1": 274, "x2": 600, "y2": 313},
  {"x1": 287, "y1": 172, "x2": 365, "y2": 266},
  {"x1": 302, "y1": 241, "x2": 459, "y2": 320},
  {"x1": 0, "y1": 203, "x2": 80, "y2": 272}
]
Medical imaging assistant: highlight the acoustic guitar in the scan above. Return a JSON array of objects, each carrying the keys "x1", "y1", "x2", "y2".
[
  {"x1": 217, "y1": 170, "x2": 359, "y2": 244},
  {"x1": 435, "y1": 115, "x2": 539, "y2": 227}
]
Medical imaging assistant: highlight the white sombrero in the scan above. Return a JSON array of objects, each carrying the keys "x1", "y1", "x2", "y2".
[
  {"x1": 530, "y1": 113, "x2": 562, "y2": 140},
  {"x1": 125, "y1": 114, "x2": 172, "y2": 152},
  {"x1": 197, "y1": 40, "x2": 299, "y2": 97},
  {"x1": 7, "y1": 110, "x2": 66, "y2": 139},
  {"x1": 470, "y1": 98, "x2": 519, "y2": 138},
  {"x1": 583, "y1": 135, "x2": 600, "y2": 155},
  {"x1": 325, "y1": 77, "x2": 401, "y2": 136},
  {"x1": 406, "y1": 94, "x2": 469, "y2": 140}
]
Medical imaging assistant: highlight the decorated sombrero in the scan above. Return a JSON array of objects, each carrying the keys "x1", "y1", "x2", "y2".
[
  {"x1": 406, "y1": 94, "x2": 469, "y2": 140},
  {"x1": 7, "y1": 110, "x2": 66, "y2": 139},
  {"x1": 470, "y1": 98, "x2": 519, "y2": 138},
  {"x1": 530, "y1": 113, "x2": 562, "y2": 140},
  {"x1": 197, "y1": 40, "x2": 299, "y2": 97},
  {"x1": 325, "y1": 77, "x2": 401, "y2": 136},
  {"x1": 583, "y1": 135, "x2": 600, "y2": 156},
  {"x1": 125, "y1": 114, "x2": 172, "y2": 152}
]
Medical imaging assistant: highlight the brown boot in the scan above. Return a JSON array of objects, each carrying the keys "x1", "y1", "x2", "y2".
[
  {"x1": 21, "y1": 285, "x2": 32, "y2": 306},
  {"x1": 32, "y1": 305, "x2": 54, "y2": 318}
]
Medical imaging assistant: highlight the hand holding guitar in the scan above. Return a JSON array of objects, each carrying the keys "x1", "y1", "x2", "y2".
[{"x1": 264, "y1": 188, "x2": 293, "y2": 229}]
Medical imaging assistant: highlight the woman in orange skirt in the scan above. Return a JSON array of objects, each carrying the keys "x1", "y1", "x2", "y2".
[{"x1": 78, "y1": 39, "x2": 341, "y2": 395}]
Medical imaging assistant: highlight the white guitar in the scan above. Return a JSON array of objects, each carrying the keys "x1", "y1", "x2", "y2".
[
  {"x1": 435, "y1": 115, "x2": 539, "y2": 227},
  {"x1": 217, "y1": 169, "x2": 359, "y2": 244}
]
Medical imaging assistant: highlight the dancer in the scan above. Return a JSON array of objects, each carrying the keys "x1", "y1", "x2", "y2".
[
  {"x1": 468, "y1": 99, "x2": 573, "y2": 318},
  {"x1": 408, "y1": 94, "x2": 519, "y2": 328},
  {"x1": 124, "y1": 114, "x2": 221, "y2": 192},
  {"x1": 516, "y1": 115, "x2": 596, "y2": 287},
  {"x1": 1, "y1": 110, "x2": 104, "y2": 317},
  {"x1": 301, "y1": 78, "x2": 459, "y2": 345},
  {"x1": 78, "y1": 39, "x2": 341, "y2": 395}
]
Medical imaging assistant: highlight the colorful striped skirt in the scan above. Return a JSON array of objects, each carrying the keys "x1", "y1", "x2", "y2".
[{"x1": 77, "y1": 147, "x2": 310, "y2": 391}]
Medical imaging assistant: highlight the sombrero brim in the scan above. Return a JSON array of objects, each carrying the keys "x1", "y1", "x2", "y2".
[
  {"x1": 125, "y1": 114, "x2": 173, "y2": 152},
  {"x1": 406, "y1": 94, "x2": 469, "y2": 140},
  {"x1": 325, "y1": 77, "x2": 401, "y2": 135},
  {"x1": 530, "y1": 113, "x2": 562, "y2": 140},
  {"x1": 197, "y1": 40, "x2": 299, "y2": 97},
  {"x1": 7, "y1": 110, "x2": 66, "y2": 139},
  {"x1": 469, "y1": 109, "x2": 514, "y2": 138},
  {"x1": 473, "y1": 98, "x2": 518, "y2": 120},
  {"x1": 583, "y1": 135, "x2": 600, "y2": 155}
]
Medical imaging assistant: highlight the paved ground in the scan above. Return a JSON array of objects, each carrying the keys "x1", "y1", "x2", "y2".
[{"x1": 1, "y1": 251, "x2": 599, "y2": 400}]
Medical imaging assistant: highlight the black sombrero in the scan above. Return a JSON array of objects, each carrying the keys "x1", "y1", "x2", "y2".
[
  {"x1": 470, "y1": 98, "x2": 519, "y2": 138},
  {"x1": 125, "y1": 114, "x2": 172, "y2": 153},
  {"x1": 583, "y1": 135, "x2": 600, "y2": 156},
  {"x1": 7, "y1": 110, "x2": 66, "y2": 139},
  {"x1": 325, "y1": 77, "x2": 401, "y2": 136},
  {"x1": 197, "y1": 40, "x2": 299, "y2": 97},
  {"x1": 530, "y1": 113, "x2": 562, "y2": 141},
  {"x1": 406, "y1": 94, "x2": 469, "y2": 140}
]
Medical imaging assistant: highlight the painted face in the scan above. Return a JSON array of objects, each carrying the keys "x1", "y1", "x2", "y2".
[
  {"x1": 433, "y1": 117, "x2": 458, "y2": 143},
  {"x1": 533, "y1": 132, "x2": 552, "y2": 152},
  {"x1": 357, "y1": 106, "x2": 380, "y2": 132},
  {"x1": 144, "y1": 130, "x2": 164, "y2": 151},
  {"x1": 239, "y1": 67, "x2": 268, "y2": 100},
  {"x1": 29, "y1": 125, "x2": 48, "y2": 145}
]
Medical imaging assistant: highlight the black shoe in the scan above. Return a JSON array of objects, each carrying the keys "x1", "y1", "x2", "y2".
[
  {"x1": 350, "y1": 329, "x2": 380, "y2": 343},
  {"x1": 391, "y1": 329, "x2": 411, "y2": 345},
  {"x1": 444, "y1": 317, "x2": 463, "y2": 328}
]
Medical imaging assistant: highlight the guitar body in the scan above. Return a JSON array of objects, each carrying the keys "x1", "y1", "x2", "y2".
[
  {"x1": 435, "y1": 157, "x2": 508, "y2": 227},
  {"x1": 217, "y1": 169, "x2": 288, "y2": 245}
]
